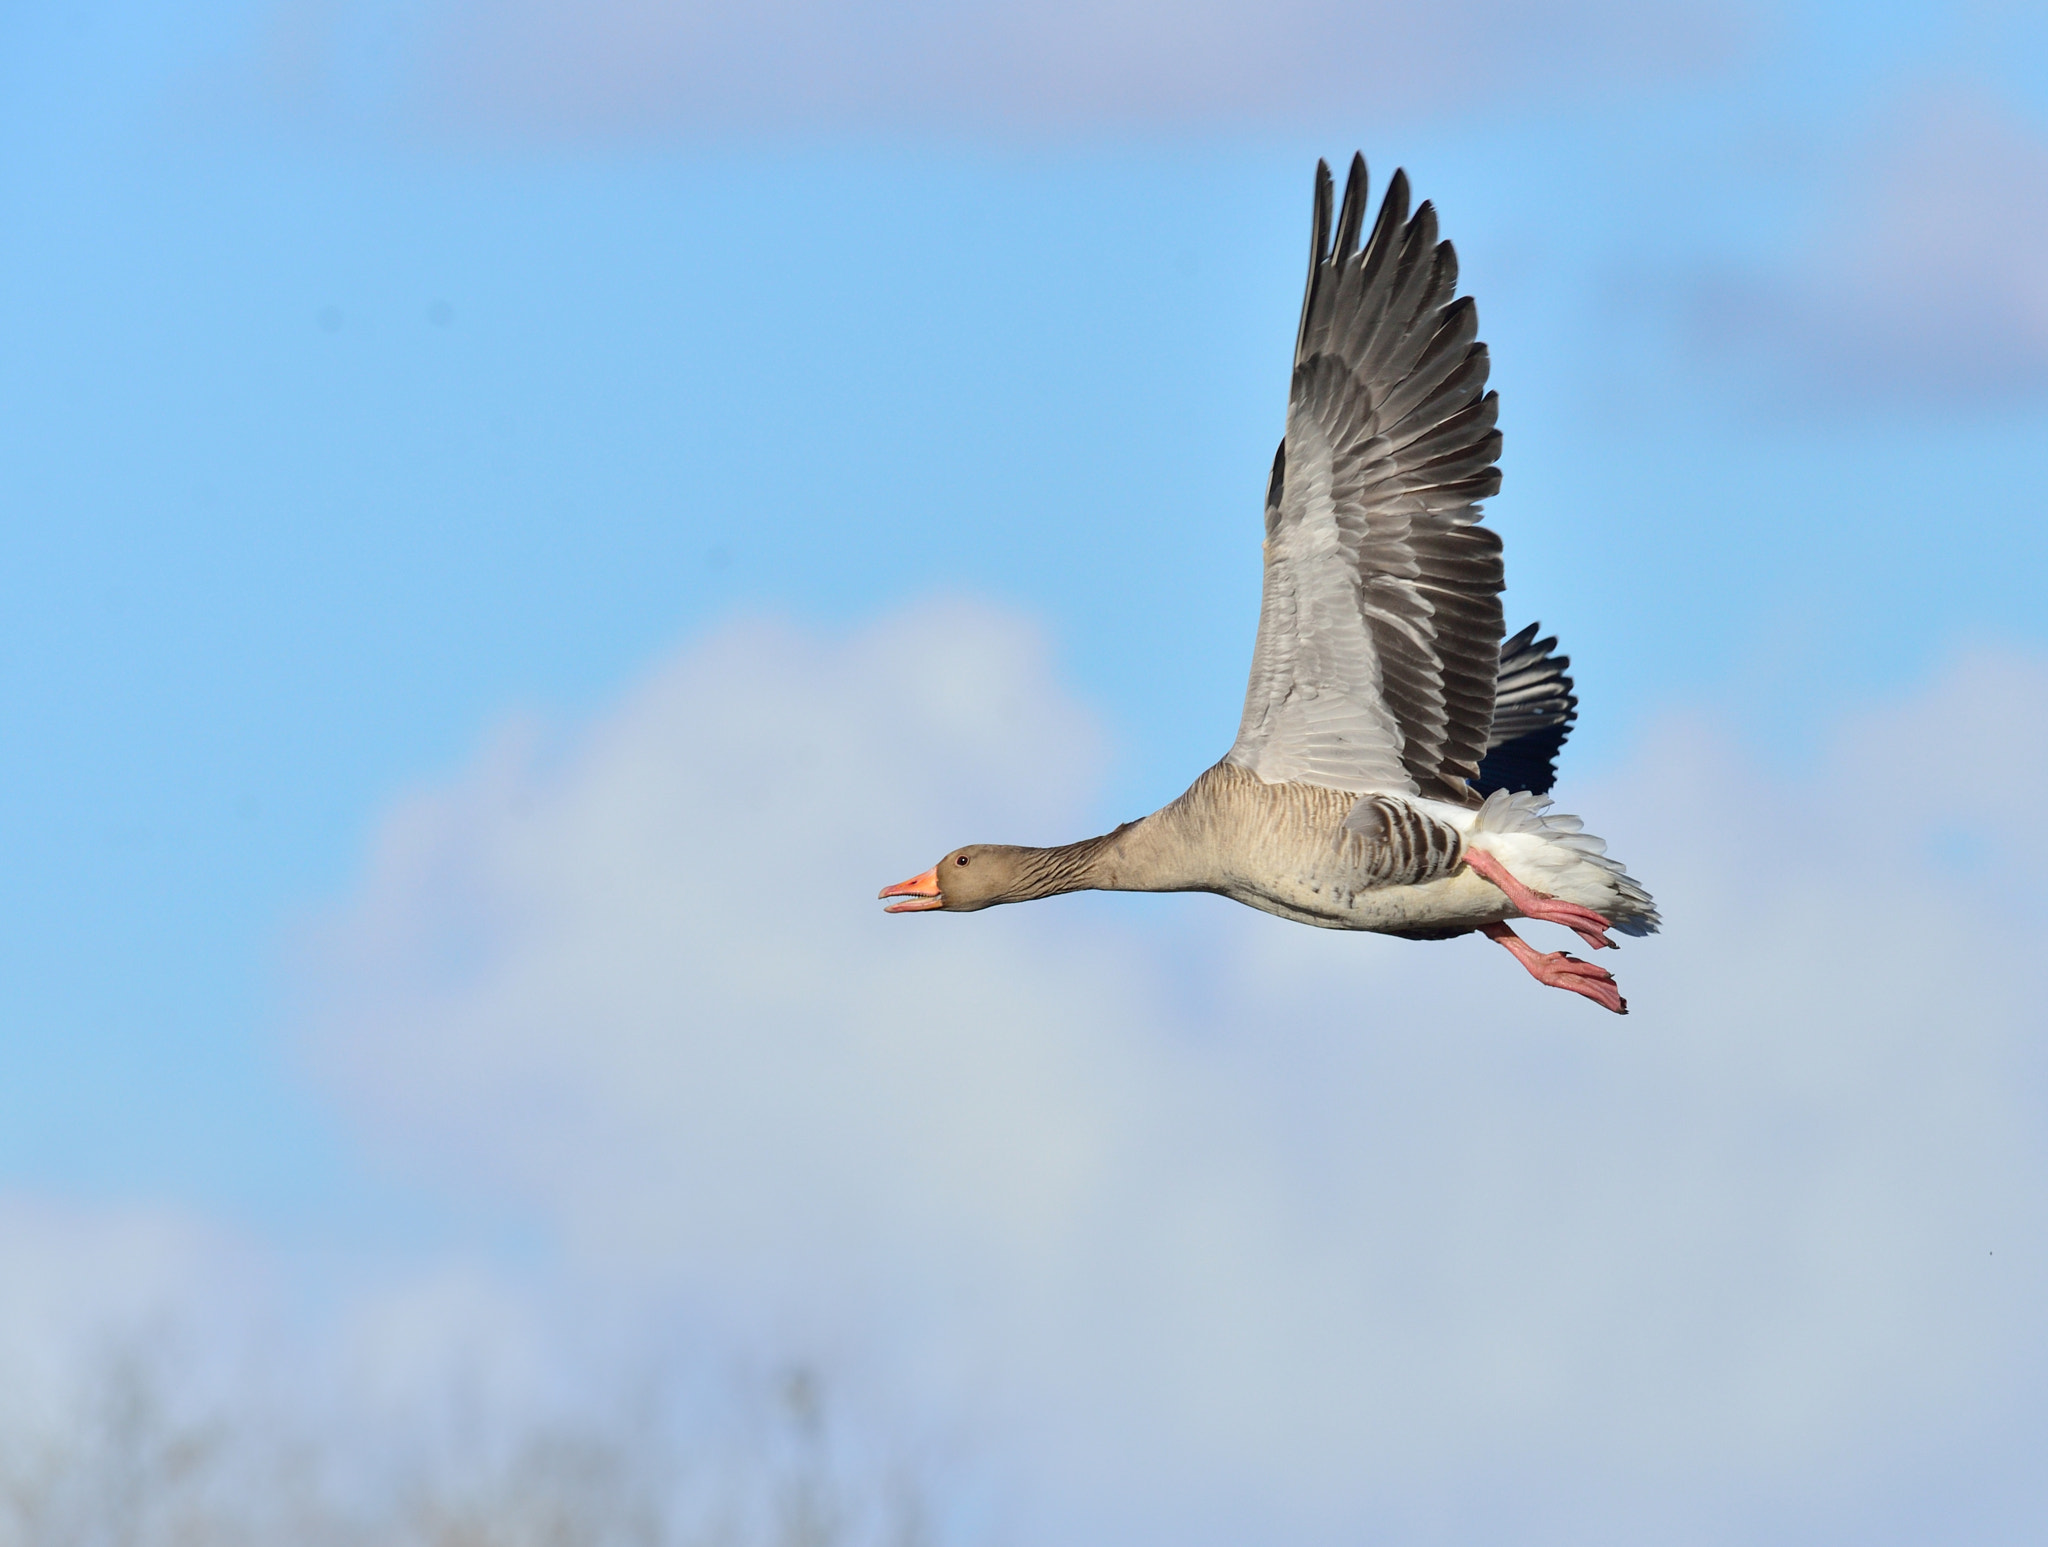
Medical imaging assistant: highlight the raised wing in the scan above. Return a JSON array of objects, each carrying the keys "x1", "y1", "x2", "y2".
[
  {"x1": 1476, "y1": 622, "x2": 1577, "y2": 798},
  {"x1": 1226, "y1": 154, "x2": 1505, "y2": 804}
]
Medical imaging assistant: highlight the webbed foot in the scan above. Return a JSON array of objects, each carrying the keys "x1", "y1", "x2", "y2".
[{"x1": 1481, "y1": 920, "x2": 1627, "y2": 1015}]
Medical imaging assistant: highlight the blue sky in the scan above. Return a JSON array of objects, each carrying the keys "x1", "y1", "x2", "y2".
[{"x1": 3, "y1": 1, "x2": 2048, "y2": 1541}]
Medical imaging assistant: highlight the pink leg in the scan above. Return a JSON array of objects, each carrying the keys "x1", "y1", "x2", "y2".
[
  {"x1": 1463, "y1": 847, "x2": 1617, "y2": 952},
  {"x1": 1483, "y1": 921, "x2": 1627, "y2": 1015}
]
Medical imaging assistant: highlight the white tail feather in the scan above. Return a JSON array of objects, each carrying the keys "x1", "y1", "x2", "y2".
[{"x1": 1468, "y1": 790, "x2": 1660, "y2": 935}]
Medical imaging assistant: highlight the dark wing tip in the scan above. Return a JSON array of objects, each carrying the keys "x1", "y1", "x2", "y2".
[
  {"x1": 1383, "y1": 167, "x2": 1412, "y2": 226},
  {"x1": 1336, "y1": 154, "x2": 1371, "y2": 260},
  {"x1": 1297, "y1": 160, "x2": 1337, "y2": 357},
  {"x1": 1355, "y1": 166, "x2": 1411, "y2": 289},
  {"x1": 1333, "y1": 155, "x2": 1369, "y2": 265},
  {"x1": 1312, "y1": 159, "x2": 1334, "y2": 261}
]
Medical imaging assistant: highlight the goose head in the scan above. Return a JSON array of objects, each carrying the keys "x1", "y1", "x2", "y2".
[{"x1": 878, "y1": 845, "x2": 1040, "y2": 913}]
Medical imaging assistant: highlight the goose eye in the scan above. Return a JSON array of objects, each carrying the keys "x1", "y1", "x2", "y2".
[{"x1": 955, "y1": 855, "x2": 970, "y2": 866}]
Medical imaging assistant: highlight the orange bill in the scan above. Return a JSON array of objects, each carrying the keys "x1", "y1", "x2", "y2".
[{"x1": 878, "y1": 867, "x2": 943, "y2": 912}]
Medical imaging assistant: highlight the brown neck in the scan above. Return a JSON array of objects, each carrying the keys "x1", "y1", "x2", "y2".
[{"x1": 1007, "y1": 821, "x2": 1138, "y2": 901}]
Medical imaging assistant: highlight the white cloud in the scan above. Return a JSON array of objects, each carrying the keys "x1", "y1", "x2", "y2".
[
  {"x1": 296, "y1": 601, "x2": 2048, "y2": 1544},
  {"x1": 249, "y1": 0, "x2": 1745, "y2": 140}
]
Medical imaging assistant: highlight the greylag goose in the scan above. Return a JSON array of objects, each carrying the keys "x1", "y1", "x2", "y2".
[{"x1": 880, "y1": 155, "x2": 1658, "y2": 1013}]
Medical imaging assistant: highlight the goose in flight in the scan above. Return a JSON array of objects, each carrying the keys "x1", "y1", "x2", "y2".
[{"x1": 880, "y1": 155, "x2": 1658, "y2": 1013}]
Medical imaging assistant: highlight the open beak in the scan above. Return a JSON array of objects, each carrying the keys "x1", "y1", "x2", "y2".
[{"x1": 878, "y1": 867, "x2": 943, "y2": 912}]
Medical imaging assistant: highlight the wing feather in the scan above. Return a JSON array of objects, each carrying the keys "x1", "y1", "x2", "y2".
[
  {"x1": 1476, "y1": 623, "x2": 1579, "y2": 797},
  {"x1": 1228, "y1": 154, "x2": 1506, "y2": 803}
]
